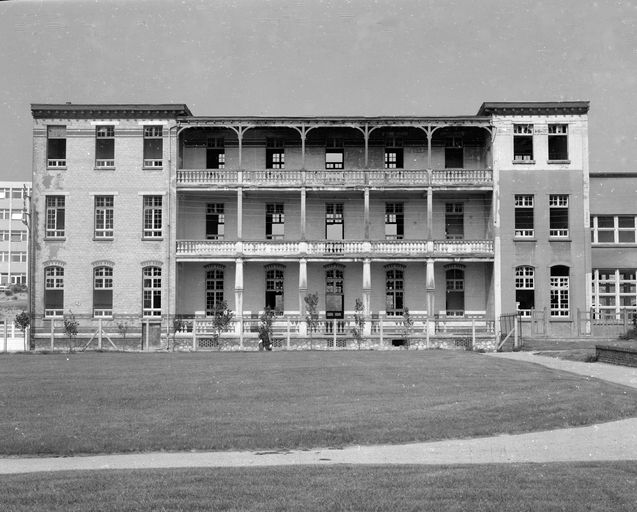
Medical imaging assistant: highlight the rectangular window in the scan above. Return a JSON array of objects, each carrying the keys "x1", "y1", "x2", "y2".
[
  {"x1": 0, "y1": 251, "x2": 9, "y2": 262},
  {"x1": 0, "y1": 209, "x2": 9, "y2": 220},
  {"x1": 325, "y1": 138, "x2": 344, "y2": 169},
  {"x1": 206, "y1": 203, "x2": 225, "y2": 240},
  {"x1": 513, "y1": 124, "x2": 533, "y2": 161},
  {"x1": 11, "y1": 273, "x2": 26, "y2": 285},
  {"x1": 143, "y1": 126, "x2": 163, "y2": 168},
  {"x1": 550, "y1": 267, "x2": 570, "y2": 317},
  {"x1": 11, "y1": 188, "x2": 23, "y2": 200},
  {"x1": 143, "y1": 196, "x2": 162, "y2": 238},
  {"x1": 385, "y1": 203, "x2": 404, "y2": 239},
  {"x1": 266, "y1": 203, "x2": 285, "y2": 240},
  {"x1": 549, "y1": 195, "x2": 569, "y2": 238},
  {"x1": 47, "y1": 125, "x2": 67, "y2": 168},
  {"x1": 445, "y1": 138, "x2": 464, "y2": 168},
  {"x1": 207, "y1": 137, "x2": 225, "y2": 169},
  {"x1": 445, "y1": 203, "x2": 464, "y2": 240},
  {"x1": 548, "y1": 124, "x2": 568, "y2": 161},
  {"x1": 514, "y1": 195, "x2": 534, "y2": 238},
  {"x1": 95, "y1": 125, "x2": 115, "y2": 168},
  {"x1": 515, "y1": 266, "x2": 535, "y2": 316},
  {"x1": 0, "y1": 230, "x2": 8, "y2": 241},
  {"x1": 11, "y1": 210, "x2": 22, "y2": 221},
  {"x1": 44, "y1": 266, "x2": 64, "y2": 317},
  {"x1": 592, "y1": 269, "x2": 637, "y2": 317},
  {"x1": 11, "y1": 252, "x2": 27, "y2": 263},
  {"x1": 10, "y1": 230, "x2": 27, "y2": 242},
  {"x1": 94, "y1": 196, "x2": 114, "y2": 239},
  {"x1": 325, "y1": 203, "x2": 344, "y2": 240},
  {"x1": 0, "y1": 188, "x2": 10, "y2": 199},
  {"x1": 143, "y1": 267, "x2": 162, "y2": 317},
  {"x1": 266, "y1": 138, "x2": 285, "y2": 169},
  {"x1": 591, "y1": 215, "x2": 636, "y2": 244},
  {"x1": 93, "y1": 267, "x2": 113, "y2": 317},
  {"x1": 384, "y1": 137, "x2": 404, "y2": 169},
  {"x1": 45, "y1": 196, "x2": 65, "y2": 238}
]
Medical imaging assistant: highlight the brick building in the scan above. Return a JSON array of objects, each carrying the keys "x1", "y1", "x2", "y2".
[{"x1": 28, "y1": 101, "x2": 634, "y2": 349}]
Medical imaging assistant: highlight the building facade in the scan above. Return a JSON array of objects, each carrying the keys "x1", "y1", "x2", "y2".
[
  {"x1": 0, "y1": 181, "x2": 30, "y2": 288},
  {"x1": 30, "y1": 101, "x2": 608, "y2": 347}
]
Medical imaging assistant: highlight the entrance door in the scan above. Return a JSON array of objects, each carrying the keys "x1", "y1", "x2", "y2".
[{"x1": 142, "y1": 322, "x2": 162, "y2": 350}]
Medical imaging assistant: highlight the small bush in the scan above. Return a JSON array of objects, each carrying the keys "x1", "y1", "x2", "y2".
[{"x1": 4, "y1": 289, "x2": 13, "y2": 297}]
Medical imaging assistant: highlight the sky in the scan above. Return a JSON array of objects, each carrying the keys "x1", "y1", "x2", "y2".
[{"x1": 1, "y1": 0, "x2": 636, "y2": 181}]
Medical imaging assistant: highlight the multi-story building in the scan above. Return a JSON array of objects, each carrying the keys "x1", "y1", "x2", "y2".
[
  {"x1": 29, "y1": 101, "x2": 601, "y2": 348},
  {"x1": 0, "y1": 181, "x2": 30, "y2": 288}
]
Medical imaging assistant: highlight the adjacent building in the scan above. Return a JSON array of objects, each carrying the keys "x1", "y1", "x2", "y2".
[
  {"x1": 0, "y1": 181, "x2": 30, "y2": 288},
  {"x1": 29, "y1": 101, "x2": 632, "y2": 348}
]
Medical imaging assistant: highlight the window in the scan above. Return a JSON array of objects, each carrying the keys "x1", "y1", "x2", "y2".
[
  {"x1": 385, "y1": 265, "x2": 405, "y2": 316},
  {"x1": 205, "y1": 266, "x2": 225, "y2": 315},
  {"x1": 514, "y1": 195, "x2": 534, "y2": 238},
  {"x1": 143, "y1": 126, "x2": 163, "y2": 168},
  {"x1": 11, "y1": 252, "x2": 27, "y2": 263},
  {"x1": 143, "y1": 196, "x2": 162, "y2": 238},
  {"x1": 550, "y1": 265, "x2": 569, "y2": 317},
  {"x1": 10, "y1": 231, "x2": 27, "y2": 243},
  {"x1": 591, "y1": 215, "x2": 636, "y2": 244},
  {"x1": 206, "y1": 203, "x2": 225, "y2": 240},
  {"x1": 325, "y1": 138, "x2": 344, "y2": 169},
  {"x1": 0, "y1": 251, "x2": 8, "y2": 262},
  {"x1": 47, "y1": 126, "x2": 66, "y2": 168},
  {"x1": 11, "y1": 273, "x2": 26, "y2": 285},
  {"x1": 0, "y1": 188, "x2": 10, "y2": 199},
  {"x1": 143, "y1": 266, "x2": 162, "y2": 317},
  {"x1": 95, "y1": 125, "x2": 115, "y2": 168},
  {"x1": 265, "y1": 265, "x2": 284, "y2": 314},
  {"x1": 445, "y1": 265, "x2": 465, "y2": 316},
  {"x1": 93, "y1": 266, "x2": 113, "y2": 317},
  {"x1": 266, "y1": 203, "x2": 285, "y2": 240},
  {"x1": 548, "y1": 124, "x2": 568, "y2": 161},
  {"x1": 0, "y1": 231, "x2": 8, "y2": 241},
  {"x1": 207, "y1": 137, "x2": 225, "y2": 169},
  {"x1": 11, "y1": 210, "x2": 23, "y2": 221},
  {"x1": 45, "y1": 196, "x2": 65, "y2": 238},
  {"x1": 266, "y1": 138, "x2": 285, "y2": 169},
  {"x1": 592, "y1": 269, "x2": 637, "y2": 318},
  {"x1": 12, "y1": 188, "x2": 23, "y2": 200},
  {"x1": 385, "y1": 203, "x2": 404, "y2": 239},
  {"x1": 94, "y1": 196, "x2": 114, "y2": 239},
  {"x1": 445, "y1": 203, "x2": 464, "y2": 240},
  {"x1": 44, "y1": 266, "x2": 64, "y2": 317},
  {"x1": 325, "y1": 203, "x2": 344, "y2": 240},
  {"x1": 549, "y1": 195, "x2": 569, "y2": 238},
  {"x1": 515, "y1": 266, "x2": 535, "y2": 316},
  {"x1": 0, "y1": 209, "x2": 9, "y2": 220},
  {"x1": 325, "y1": 264, "x2": 344, "y2": 319},
  {"x1": 513, "y1": 124, "x2": 533, "y2": 161},
  {"x1": 445, "y1": 137, "x2": 464, "y2": 168},
  {"x1": 384, "y1": 136, "x2": 403, "y2": 169}
]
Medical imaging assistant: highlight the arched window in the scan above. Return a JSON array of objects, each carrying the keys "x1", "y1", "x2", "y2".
[
  {"x1": 265, "y1": 264, "x2": 285, "y2": 314},
  {"x1": 445, "y1": 264, "x2": 465, "y2": 316},
  {"x1": 550, "y1": 265, "x2": 570, "y2": 317},
  {"x1": 44, "y1": 266, "x2": 64, "y2": 317},
  {"x1": 205, "y1": 265, "x2": 225, "y2": 316},
  {"x1": 385, "y1": 264, "x2": 405, "y2": 316},
  {"x1": 325, "y1": 264, "x2": 344, "y2": 319},
  {"x1": 143, "y1": 266, "x2": 162, "y2": 317},
  {"x1": 93, "y1": 266, "x2": 113, "y2": 317},
  {"x1": 515, "y1": 266, "x2": 535, "y2": 316}
]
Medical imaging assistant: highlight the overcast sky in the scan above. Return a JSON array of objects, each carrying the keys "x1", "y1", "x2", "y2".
[{"x1": 1, "y1": 0, "x2": 636, "y2": 181}]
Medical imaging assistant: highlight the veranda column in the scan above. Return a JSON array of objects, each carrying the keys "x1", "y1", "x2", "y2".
[
  {"x1": 426, "y1": 186, "x2": 433, "y2": 240},
  {"x1": 364, "y1": 188, "x2": 370, "y2": 239},
  {"x1": 237, "y1": 188, "x2": 243, "y2": 240},
  {"x1": 235, "y1": 258, "x2": 244, "y2": 346},
  {"x1": 299, "y1": 258, "x2": 308, "y2": 335},
  {"x1": 426, "y1": 258, "x2": 435, "y2": 334},
  {"x1": 300, "y1": 187, "x2": 306, "y2": 240},
  {"x1": 363, "y1": 258, "x2": 372, "y2": 335}
]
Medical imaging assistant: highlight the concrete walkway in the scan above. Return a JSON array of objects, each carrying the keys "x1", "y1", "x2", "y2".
[
  {"x1": 489, "y1": 351, "x2": 637, "y2": 389},
  {"x1": 2, "y1": 352, "x2": 636, "y2": 475}
]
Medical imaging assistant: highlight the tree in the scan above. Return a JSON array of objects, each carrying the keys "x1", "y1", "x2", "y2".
[
  {"x1": 116, "y1": 320, "x2": 129, "y2": 345},
  {"x1": 211, "y1": 301, "x2": 234, "y2": 349},
  {"x1": 402, "y1": 307, "x2": 414, "y2": 348},
  {"x1": 304, "y1": 292, "x2": 319, "y2": 350},
  {"x1": 170, "y1": 315, "x2": 185, "y2": 351},
  {"x1": 258, "y1": 306, "x2": 275, "y2": 351},
  {"x1": 14, "y1": 311, "x2": 30, "y2": 350},
  {"x1": 63, "y1": 311, "x2": 79, "y2": 353},
  {"x1": 351, "y1": 298, "x2": 365, "y2": 350}
]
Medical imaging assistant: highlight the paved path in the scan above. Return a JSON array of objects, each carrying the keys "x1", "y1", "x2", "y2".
[
  {"x1": 2, "y1": 352, "x2": 637, "y2": 475},
  {"x1": 489, "y1": 352, "x2": 637, "y2": 389}
]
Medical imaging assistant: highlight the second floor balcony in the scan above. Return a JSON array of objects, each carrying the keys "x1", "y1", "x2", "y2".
[
  {"x1": 176, "y1": 168, "x2": 493, "y2": 190},
  {"x1": 175, "y1": 239, "x2": 494, "y2": 260}
]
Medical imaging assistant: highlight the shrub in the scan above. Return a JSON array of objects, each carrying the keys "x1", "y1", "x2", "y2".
[{"x1": 258, "y1": 307, "x2": 275, "y2": 351}]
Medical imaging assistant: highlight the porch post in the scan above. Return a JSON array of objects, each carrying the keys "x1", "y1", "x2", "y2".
[
  {"x1": 299, "y1": 258, "x2": 308, "y2": 335},
  {"x1": 364, "y1": 188, "x2": 370, "y2": 240},
  {"x1": 426, "y1": 258, "x2": 435, "y2": 335},
  {"x1": 300, "y1": 187, "x2": 306, "y2": 240},
  {"x1": 237, "y1": 188, "x2": 243, "y2": 240},
  {"x1": 426, "y1": 186, "x2": 433, "y2": 240},
  {"x1": 235, "y1": 258, "x2": 244, "y2": 348},
  {"x1": 362, "y1": 258, "x2": 372, "y2": 335}
]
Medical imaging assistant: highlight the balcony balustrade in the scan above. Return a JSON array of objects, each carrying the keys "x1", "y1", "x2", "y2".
[
  {"x1": 176, "y1": 168, "x2": 492, "y2": 189},
  {"x1": 175, "y1": 239, "x2": 494, "y2": 259}
]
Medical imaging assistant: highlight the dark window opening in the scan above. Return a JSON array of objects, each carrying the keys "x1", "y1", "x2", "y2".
[
  {"x1": 47, "y1": 126, "x2": 66, "y2": 167},
  {"x1": 95, "y1": 125, "x2": 115, "y2": 167},
  {"x1": 548, "y1": 124, "x2": 568, "y2": 161},
  {"x1": 206, "y1": 267, "x2": 224, "y2": 316},
  {"x1": 513, "y1": 124, "x2": 533, "y2": 161},
  {"x1": 266, "y1": 138, "x2": 284, "y2": 169},
  {"x1": 325, "y1": 267, "x2": 344, "y2": 319},
  {"x1": 207, "y1": 138, "x2": 225, "y2": 169},
  {"x1": 385, "y1": 203, "x2": 404, "y2": 239},
  {"x1": 326, "y1": 203, "x2": 344, "y2": 240},
  {"x1": 265, "y1": 268, "x2": 284, "y2": 314},
  {"x1": 445, "y1": 203, "x2": 464, "y2": 240},
  {"x1": 143, "y1": 126, "x2": 163, "y2": 167},
  {"x1": 266, "y1": 203, "x2": 284, "y2": 240},
  {"x1": 206, "y1": 203, "x2": 224, "y2": 240},
  {"x1": 445, "y1": 139, "x2": 464, "y2": 168},
  {"x1": 446, "y1": 267, "x2": 465, "y2": 315}
]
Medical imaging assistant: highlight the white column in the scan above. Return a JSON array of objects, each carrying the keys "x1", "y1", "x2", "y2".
[
  {"x1": 426, "y1": 186, "x2": 433, "y2": 240},
  {"x1": 363, "y1": 258, "x2": 372, "y2": 335},
  {"x1": 426, "y1": 259, "x2": 435, "y2": 334},
  {"x1": 300, "y1": 187, "x2": 306, "y2": 240},
  {"x1": 234, "y1": 258, "x2": 244, "y2": 345},
  {"x1": 364, "y1": 188, "x2": 370, "y2": 240},
  {"x1": 237, "y1": 188, "x2": 243, "y2": 240}
]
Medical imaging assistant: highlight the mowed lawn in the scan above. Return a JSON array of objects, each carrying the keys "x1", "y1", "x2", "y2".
[
  {"x1": 1, "y1": 351, "x2": 636, "y2": 456},
  {"x1": 2, "y1": 463, "x2": 637, "y2": 512}
]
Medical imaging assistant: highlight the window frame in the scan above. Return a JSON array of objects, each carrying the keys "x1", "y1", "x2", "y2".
[
  {"x1": 93, "y1": 266, "x2": 114, "y2": 318},
  {"x1": 45, "y1": 196, "x2": 65, "y2": 239},
  {"x1": 205, "y1": 267, "x2": 224, "y2": 316},
  {"x1": 550, "y1": 266, "x2": 570, "y2": 317},
  {"x1": 384, "y1": 202, "x2": 404, "y2": 240},
  {"x1": 548, "y1": 124, "x2": 569, "y2": 162},
  {"x1": 206, "y1": 203, "x2": 225, "y2": 240},
  {"x1": 325, "y1": 203, "x2": 344, "y2": 240},
  {"x1": 44, "y1": 266, "x2": 64, "y2": 317},
  {"x1": 143, "y1": 266, "x2": 162, "y2": 317},
  {"x1": 514, "y1": 195, "x2": 534, "y2": 238},
  {"x1": 94, "y1": 195, "x2": 114, "y2": 239},
  {"x1": 143, "y1": 126, "x2": 163, "y2": 168},
  {"x1": 513, "y1": 124, "x2": 534, "y2": 162},
  {"x1": 549, "y1": 194, "x2": 569, "y2": 238},
  {"x1": 591, "y1": 215, "x2": 637, "y2": 244},
  {"x1": 47, "y1": 125, "x2": 67, "y2": 168},
  {"x1": 142, "y1": 196, "x2": 163, "y2": 239},
  {"x1": 95, "y1": 125, "x2": 115, "y2": 169},
  {"x1": 385, "y1": 266, "x2": 405, "y2": 317},
  {"x1": 325, "y1": 138, "x2": 344, "y2": 170},
  {"x1": 266, "y1": 138, "x2": 285, "y2": 170},
  {"x1": 515, "y1": 266, "x2": 535, "y2": 316},
  {"x1": 266, "y1": 203, "x2": 285, "y2": 240},
  {"x1": 445, "y1": 202, "x2": 464, "y2": 240},
  {"x1": 325, "y1": 265, "x2": 344, "y2": 319},
  {"x1": 265, "y1": 266, "x2": 285, "y2": 314}
]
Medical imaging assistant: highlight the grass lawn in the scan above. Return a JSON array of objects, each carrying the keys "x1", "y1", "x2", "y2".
[
  {"x1": 1, "y1": 462, "x2": 636, "y2": 511},
  {"x1": 1, "y1": 351, "x2": 636, "y2": 456}
]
